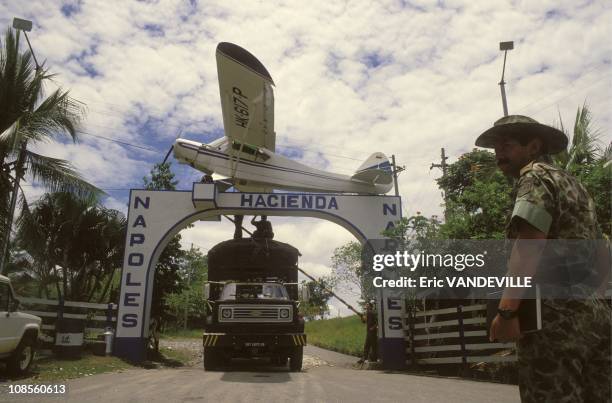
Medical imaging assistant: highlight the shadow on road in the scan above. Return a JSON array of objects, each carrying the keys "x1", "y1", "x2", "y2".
[{"x1": 216, "y1": 358, "x2": 294, "y2": 383}]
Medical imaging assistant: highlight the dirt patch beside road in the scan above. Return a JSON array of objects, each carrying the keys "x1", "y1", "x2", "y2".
[{"x1": 160, "y1": 338, "x2": 203, "y2": 367}]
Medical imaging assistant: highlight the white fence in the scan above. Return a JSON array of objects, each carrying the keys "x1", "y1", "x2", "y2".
[
  {"x1": 404, "y1": 303, "x2": 517, "y2": 367},
  {"x1": 20, "y1": 297, "x2": 117, "y2": 343}
]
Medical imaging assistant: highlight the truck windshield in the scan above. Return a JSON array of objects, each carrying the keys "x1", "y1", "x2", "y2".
[{"x1": 220, "y1": 283, "x2": 289, "y2": 300}]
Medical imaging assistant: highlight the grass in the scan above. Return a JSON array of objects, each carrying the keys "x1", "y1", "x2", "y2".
[
  {"x1": 305, "y1": 315, "x2": 365, "y2": 357},
  {"x1": 1, "y1": 342, "x2": 195, "y2": 382},
  {"x1": 12, "y1": 353, "x2": 135, "y2": 383}
]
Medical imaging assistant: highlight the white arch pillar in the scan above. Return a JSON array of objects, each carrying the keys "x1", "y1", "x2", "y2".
[{"x1": 114, "y1": 183, "x2": 405, "y2": 369}]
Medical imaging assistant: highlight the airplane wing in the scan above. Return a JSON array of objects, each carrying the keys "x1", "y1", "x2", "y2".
[{"x1": 216, "y1": 42, "x2": 276, "y2": 155}]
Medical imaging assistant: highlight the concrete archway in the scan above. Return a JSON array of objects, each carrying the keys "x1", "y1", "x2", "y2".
[{"x1": 114, "y1": 183, "x2": 405, "y2": 369}]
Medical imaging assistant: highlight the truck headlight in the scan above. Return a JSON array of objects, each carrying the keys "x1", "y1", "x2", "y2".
[
  {"x1": 279, "y1": 308, "x2": 290, "y2": 319},
  {"x1": 221, "y1": 308, "x2": 232, "y2": 319}
]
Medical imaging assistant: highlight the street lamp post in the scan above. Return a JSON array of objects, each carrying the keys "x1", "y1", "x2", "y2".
[
  {"x1": 0, "y1": 18, "x2": 38, "y2": 275},
  {"x1": 12, "y1": 18, "x2": 40, "y2": 70},
  {"x1": 499, "y1": 41, "x2": 514, "y2": 117}
]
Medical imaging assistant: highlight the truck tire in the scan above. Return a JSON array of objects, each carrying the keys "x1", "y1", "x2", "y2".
[
  {"x1": 289, "y1": 346, "x2": 303, "y2": 372},
  {"x1": 204, "y1": 347, "x2": 221, "y2": 371},
  {"x1": 7, "y1": 335, "x2": 36, "y2": 375}
]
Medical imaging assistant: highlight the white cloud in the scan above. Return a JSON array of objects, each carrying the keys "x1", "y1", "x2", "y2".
[{"x1": 3, "y1": 0, "x2": 610, "y2": 315}]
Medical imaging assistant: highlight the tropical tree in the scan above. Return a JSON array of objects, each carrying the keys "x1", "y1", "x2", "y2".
[
  {"x1": 331, "y1": 241, "x2": 375, "y2": 302},
  {"x1": 143, "y1": 162, "x2": 186, "y2": 324},
  {"x1": 299, "y1": 276, "x2": 336, "y2": 320},
  {"x1": 0, "y1": 27, "x2": 100, "y2": 271},
  {"x1": 14, "y1": 192, "x2": 126, "y2": 301},
  {"x1": 165, "y1": 245, "x2": 208, "y2": 328},
  {"x1": 554, "y1": 103, "x2": 611, "y2": 236}
]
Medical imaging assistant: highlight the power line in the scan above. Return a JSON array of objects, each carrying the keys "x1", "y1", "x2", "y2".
[
  {"x1": 527, "y1": 74, "x2": 611, "y2": 116},
  {"x1": 76, "y1": 130, "x2": 162, "y2": 153},
  {"x1": 514, "y1": 69, "x2": 611, "y2": 115}
]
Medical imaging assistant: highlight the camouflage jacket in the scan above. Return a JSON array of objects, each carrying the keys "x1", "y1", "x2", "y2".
[
  {"x1": 506, "y1": 160, "x2": 600, "y2": 240},
  {"x1": 506, "y1": 160, "x2": 603, "y2": 299}
]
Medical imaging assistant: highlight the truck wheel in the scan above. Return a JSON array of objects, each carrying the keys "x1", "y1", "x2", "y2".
[
  {"x1": 7, "y1": 336, "x2": 36, "y2": 375},
  {"x1": 204, "y1": 347, "x2": 221, "y2": 371},
  {"x1": 289, "y1": 346, "x2": 303, "y2": 372}
]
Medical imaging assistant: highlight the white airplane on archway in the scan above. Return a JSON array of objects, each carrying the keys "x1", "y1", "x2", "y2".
[{"x1": 173, "y1": 42, "x2": 394, "y2": 195}]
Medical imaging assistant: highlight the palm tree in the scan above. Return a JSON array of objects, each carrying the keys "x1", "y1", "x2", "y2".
[
  {"x1": 1, "y1": 27, "x2": 101, "y2": 271},
  {"x1": 554, "y1": 102, "x2": 603, "y2": 170},
  {"x1": 554, "y1": 103, "x2": 611, "y2": 236},
  {"x1": 16, "y1": 192, "x2": 126, "y2": 301}
]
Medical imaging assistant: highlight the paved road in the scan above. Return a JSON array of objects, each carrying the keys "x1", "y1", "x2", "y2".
[{"x1": 1, "y1": 346, "x2": 520, "y2": 403}]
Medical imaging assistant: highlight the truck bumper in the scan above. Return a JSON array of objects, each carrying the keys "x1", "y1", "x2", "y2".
[{"x1": 203, "y1": 333, "x2": 306, "y2": 348}]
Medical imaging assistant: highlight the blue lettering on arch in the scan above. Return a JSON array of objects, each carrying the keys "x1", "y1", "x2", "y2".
[
  {"x1": 134, "y1": 196, "x2": 150, "y2": 209},
  {"x1": 133, "y1": 215, "x2": 146, "y2": 228},
  {"x1": 385, "y1": 221, "x2": 395, "y2": 230},
  {"x1": 128, "y1": 253, "x2": 144, "y2": 266},
  {"x1": 267, "y1": 195, "x2": 278, "y2": 207},
  {"x1": 287, "y1": 195, "x2": 298, "y2": 208},
  {"x1": 241, "y1": 194, "x2": 253, "y2": 207},
  {"x1": 302, "y1": 196, "x2": 312, "y2": 209},
  {"x1": 130, "y1": 233, "x2": 145, "y2": 246},
  {"x1": 122, "y1": 314, "x2": 138, "y2": 328},
  {"x1": 387, "y1": 298, "x2": 401, "y2": 310},
  {"x1": 383, "y1": 203, "x2": 397, "y2": 216},
  {"x1": 126, "y1": 273, "x2": 141, "y2": 286},
  {"x1": 255, "y1": 195, "x2": 266, "y2": 207},
  {"x1": 388, "y1": 316, "x2": 402, "y2": 330},
  {"x1": 328, "y1": 197, "x2": 338, "y2": 210},
  {"x1": 315, "y1": 196, "x2": 326, "y2": 209},
  {"x1": 124, "y1": 293, "x2": 140, "y2": 307}
]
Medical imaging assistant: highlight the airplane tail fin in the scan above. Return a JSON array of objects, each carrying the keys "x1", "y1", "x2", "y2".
[{"x1": 351, "y1": 152, "x2": 393, "y2": 184}]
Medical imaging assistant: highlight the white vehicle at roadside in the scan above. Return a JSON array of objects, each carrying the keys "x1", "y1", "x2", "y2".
[{"x1": 0, "y1": 274, "x2": 41, "y2": 375}]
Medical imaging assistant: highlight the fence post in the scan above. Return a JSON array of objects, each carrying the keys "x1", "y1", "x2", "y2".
[
  {"x1": 54, "y1": 296, "x2": 64, "y2": 345},
  {"x1": 408, "y1": 305, "x2": 417, "y2": 368},
  {"x1": 106, "y1": 303, "x2": 114, "y2": 330},
  {"x1": 457, "y1": 305, "x2": 467, "y2": 372},
  {"x1": 57, "y1": 295, "x2": 64, "y2": 321}
]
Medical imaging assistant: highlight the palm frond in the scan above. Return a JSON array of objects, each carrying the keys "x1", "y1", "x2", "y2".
[
  {"x1": 0, "y1": 28, "x2": 50, "y2": 135},
  {"x1": 24, "y1": 151, "x2": 104, "y2": 200},
  {"x1": 567, "y1": 103, "x2": 602, "y2": 167}
]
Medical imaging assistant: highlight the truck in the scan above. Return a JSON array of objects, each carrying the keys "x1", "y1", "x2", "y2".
[
  {"x1": 202, "y1": 218, "x2": 306, "y2": 371},
  {"x1": 0, "y1": 274, "x2": 41, "y2": 375}
]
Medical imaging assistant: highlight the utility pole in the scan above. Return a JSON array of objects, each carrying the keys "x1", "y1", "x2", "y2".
[{"x1": 430, "y1": 148, "x2": 449, "y2": 220}]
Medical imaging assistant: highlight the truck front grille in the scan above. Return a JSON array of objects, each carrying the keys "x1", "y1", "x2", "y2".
[{"x1": 219, "y1": 305, "x2": 293, "y2": 323}]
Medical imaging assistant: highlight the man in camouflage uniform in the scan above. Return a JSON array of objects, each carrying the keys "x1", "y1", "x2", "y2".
[{"x1": 476, "y1": 115, "x2": 611, "y2": 403}]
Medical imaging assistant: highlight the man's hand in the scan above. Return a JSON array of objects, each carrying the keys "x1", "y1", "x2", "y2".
[{"x1": 489, "y1": 314, "x2": 521, "y2": 342}]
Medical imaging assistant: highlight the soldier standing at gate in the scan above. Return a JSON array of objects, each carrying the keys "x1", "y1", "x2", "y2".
[
  {"x1": 358, "y1": 301, "x2": 378, "y2": 364},
  {"x1": 477, "y1": 115, "x2": 611, "y2": 402}
]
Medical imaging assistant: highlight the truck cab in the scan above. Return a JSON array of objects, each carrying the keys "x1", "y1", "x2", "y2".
[{"x1": 203, "y1": 235, "x2": 306, "y2": 371}]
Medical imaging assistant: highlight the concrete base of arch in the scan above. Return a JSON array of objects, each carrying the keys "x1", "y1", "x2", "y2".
[{"x1": 113, "y1": 183, "x2": 406, "y2": 369}]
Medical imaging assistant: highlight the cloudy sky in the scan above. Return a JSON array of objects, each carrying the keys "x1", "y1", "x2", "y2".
[{"x1": 2, "y1": 0, "x2": 610, "y2": 315}]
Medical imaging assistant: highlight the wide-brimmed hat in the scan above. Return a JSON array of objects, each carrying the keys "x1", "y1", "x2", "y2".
[{"x1": 475, "y1": 115, "x2": 568, "y2": 154}]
